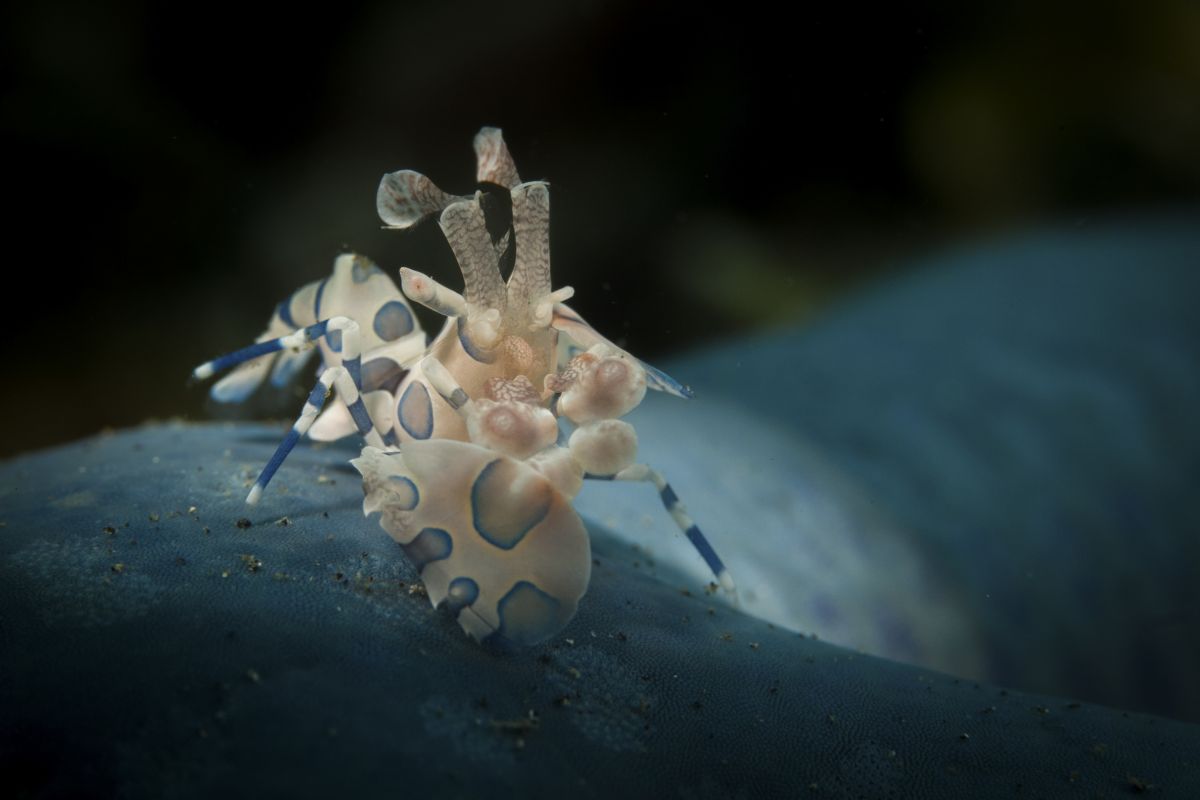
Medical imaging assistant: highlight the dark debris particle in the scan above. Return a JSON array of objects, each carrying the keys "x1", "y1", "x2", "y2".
[
  {"x1": 148, "y1": 513, "x2": 160, "y2": 522},
  {"x1": 236, "y1": 518, "x2": 252, "y2": 529},
  {"x1": 537, "y1": 654, "x2": 552, "y2": 665},
  {"x1": 240, "y1": 554, "x2": 263, "y2": 573},
  {"x1": 110, "y1": 563, "x2": 126, "y2": 574},
  {"x1": 490, "y1": 710, "x2": 539, "y2": 736},
  {"x1": 407, "y1": 583, "x2": 427, "y2": 598},
  {"x1": 1066, "y1": 702, "x2": 1081, "y2": 710},
  {"x1": 1127, "y1": 774, "x2": 1154, "y2": 793},
  {"x1": 275, "y1": 517, "x2": 290, "y2": 527},
  {"x1": 175, "y1": 556, "x2": 188, "y2": 566},
  {"x1": 103, "y1": 526, "x2": 117, "y2": 536},
  {"x1": 615, "y1": 631, "x2": 628, "y2": 642},
  {"x1": 692, "y1": 700, "x2": 703, "y2": 711},
  {"x1": 959, "y1": 733, "x2": 970, "y2": 741}
]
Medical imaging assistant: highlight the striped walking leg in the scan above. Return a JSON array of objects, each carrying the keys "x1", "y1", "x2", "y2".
[
  {"x1": 246, "y1": 363, "x2": 384, "y2": 504},
  {"x1": 192, "y1": 317, "x2": 381, "y2": 504},
  {"x1": 589, "y1": 464, "x2": 738, "y2": 601}
]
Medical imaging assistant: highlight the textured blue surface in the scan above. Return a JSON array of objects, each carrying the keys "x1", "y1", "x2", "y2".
[
  {"x1": 2, "y1": 216, "x2": 1199, "y2": 796},
  {"x1": 1, "y1": 423, "x2": 1198, "y2": 798}
]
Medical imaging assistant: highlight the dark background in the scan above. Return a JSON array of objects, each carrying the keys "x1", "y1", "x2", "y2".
[{"x1": 4, "y1": 0, "x2": 1198, "y2": 458}]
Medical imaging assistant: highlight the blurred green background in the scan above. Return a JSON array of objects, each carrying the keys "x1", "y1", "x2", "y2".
[{"x1": 3, "y1": 0, "x2": 1198, "y2": 457}]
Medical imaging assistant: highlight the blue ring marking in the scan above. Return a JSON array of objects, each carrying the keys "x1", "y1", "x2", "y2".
[
  {"x1": 401, "y1": 527, "x2": 453, "y2": 572},
  {"x1": 386, "y1": 475, "x2": 419, "y2": 510},
  {"x1": 302, "y1": 320, "x2": 329, "y2": 341},
  {"x1": 442, "y1": 576, "x2": 479, "y2": 615},
  {"x1": 660, "y1": 484, "x2": 679, "y2": 508},
  {"x1": 373, "y1": 301, "x2": 415, "y2": 342},
  {"x1": 277, "y1": 293, "x2": 297, "y2": 328},
  {"x1": 495, "y1": 580, "x2": 563, "y2": 646},
  {"x1": 398, "y1": 381, "x2": 434, "y2": 439},
  {"x1": 256, "y1": 427, "x2": 302, "y2": 492},
  {"x1": 471, "y1": 459, "x2": 551, "y2": 550},
  {"x1": 351, "y1": 256, "x2": 384, "y2": 283},
  {"x1": 313, "y1": 278, "x2": 328, "y2": 318},
  {"x1": 363, "y1": 358, "x2": 405, "y2": 394},
  {"x1": 306, "y1": 382, "x2": 329, "y2": 408},
  {"x1": 347, "y1": 396, "x2": 374, "y2": 436},
  {"x1": 206, "y1": 339, "x2": 283, "y2": 374},
  {"x1": 328, "y1": 328, "x2": 343, "y2": 353},
  {"x1": 343, "y1": 355, "x2": 362, "y2": 389},
  {"x1": 684, "y1": 524, "x2": 726, "y2": 576},
  {"x1": 456, "y1": 317, "x2": 497, "y2": 364}
]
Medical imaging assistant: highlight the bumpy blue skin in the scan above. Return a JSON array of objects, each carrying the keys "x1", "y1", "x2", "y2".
[{"x1": 2, "y1": 215, "x2": 1199, "y2": 797}]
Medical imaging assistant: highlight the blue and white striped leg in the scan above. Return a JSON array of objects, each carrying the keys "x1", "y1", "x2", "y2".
[
  {"x1": 247, "y1": 365, "x2": 385, "y2": 505},
  {"x1": 194, "y1": 316, "x2": 377, "y2": 504},
  {"x1": 194, "y1": 319, "x2": 338, "y2": 382},
  {"x1": 194, "y1": 315, "x2": 371, "y2": 411},
  {"x1": 593, "y1": 464, "x2": 738, "y2": 601}
]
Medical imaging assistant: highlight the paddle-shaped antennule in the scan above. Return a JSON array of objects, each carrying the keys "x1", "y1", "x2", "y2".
[
  {"x1": 377, "y1": 170, "x2": 467, "y2": 229},
  {"x1": 438, "y1": 194, "x2": 508, "y2": 349},
  {"x1": 474, "y1": 127, "x2": 521, "y2": 188},
  {"x1": 508, "y1": 181, "x2": 562, "y2": 330}
]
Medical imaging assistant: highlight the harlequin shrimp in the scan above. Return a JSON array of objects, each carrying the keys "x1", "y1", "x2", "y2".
[{"x1": 193, "y1": 128, "x2": 736, "y2": 645}]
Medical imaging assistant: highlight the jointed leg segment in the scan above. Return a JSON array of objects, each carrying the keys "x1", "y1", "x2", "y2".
[
  {"x1": 590, "y1": 465, "x2": 738, "y2": 600},
  {"x1": 194, "y1": 317, "x2": 385, "y2": 504}
]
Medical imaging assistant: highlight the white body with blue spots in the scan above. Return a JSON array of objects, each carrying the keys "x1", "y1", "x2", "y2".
[
  {"x1": 354, "y1": 440, "x2": 590, "y2": 645},
  {"x1": 193, "y1": 128, "x2": 733, "y2": 646}
]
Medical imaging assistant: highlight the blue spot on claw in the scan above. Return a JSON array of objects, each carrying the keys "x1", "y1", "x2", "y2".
[
  {"x1": 398, "y1": 382, "x2": 433, "y2": 439},
  {"x1": 402, "y1": 527, "x2": 452, "y2": 571},
  {"x1": 363, "y1": 358, "x2": 405, "y2": 394},
  {"x1": 496, "y1": 581, "x2": 563, "y2": 646},
  {"x1": 373, "y1": 301, "x2": 415, "y2": 342},
  {"x1": 386, "y1": 475, "x2": 419, "y2": 510},
  {"x1": 442, "y1": 577, "x2": 479, "y2": 614},
  {"x1": 471, "y1": 459, "x2": 551, "y2": 550}
]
